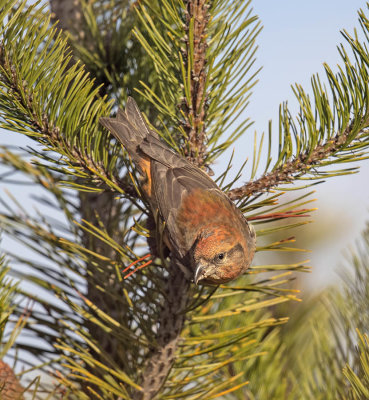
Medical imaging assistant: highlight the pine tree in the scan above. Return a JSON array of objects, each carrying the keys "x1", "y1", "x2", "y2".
[{"x1": 0, "y1": 0, "x2": 369, "y2": 398}]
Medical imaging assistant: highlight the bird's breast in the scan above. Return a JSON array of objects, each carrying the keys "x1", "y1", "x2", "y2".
[{"x1": 175, "y1": 188, "x2": 238, "y2": 251}]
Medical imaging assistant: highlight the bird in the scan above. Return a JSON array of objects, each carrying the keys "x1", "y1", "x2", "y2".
[{"x1": 100, "y1": 97, "x2": 256, "y2": 284}]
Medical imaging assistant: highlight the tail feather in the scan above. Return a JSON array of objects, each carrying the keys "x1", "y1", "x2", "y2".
[
  {"x1": 101, "y1": 98, "x2": 166, "y2": 178},
  {"x1": 125, "y1": 97, "x2": 150, "y2": 135},
  {"x1": 100, "y1": 97, "x2": 159, "y2": 149},
  {"x1": 116, "y1": 108, "x2": 127, "y2": 122},
  {"x1": 100, "y1": 113, "x2": 149, "y2": 172}
]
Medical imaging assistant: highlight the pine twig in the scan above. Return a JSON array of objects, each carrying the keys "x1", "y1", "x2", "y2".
[
  {"x1": 134, "y1": 264, "x2": 190, "y2": 400},
  {"x1": 0, "y1": 360, "x2": 24, "y2": 400},
  {"x1": 228, "y1": 126, "x2": 357, "y2": 200},
  {"x1": 0, "y1": 43, "x2": 136, "y2": 197},
  {"x1": 181, "y1": 0, "x2": 210, "y2": 167}
]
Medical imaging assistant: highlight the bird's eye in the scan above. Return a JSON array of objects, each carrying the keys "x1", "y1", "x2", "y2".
[{"x1": 217, "y1": 253, "x2": 225, "y2": 261}]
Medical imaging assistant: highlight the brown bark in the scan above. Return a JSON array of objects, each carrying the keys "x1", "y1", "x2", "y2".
[
  {"x1": 133, "y1": 265, "x2": 189, "y2": 400},
  {"x1": 49, "y1": 0, "x2": 88, "y2": 43},
  {"x1": 78, "y1": 191, "x2": 128, "y2": 365},
  {"x1": 181, "y1": 0, "x2": 210, "y2": 167},
  {"x1": 0, "y1": 361, "x2": 24, "y2": 400}
]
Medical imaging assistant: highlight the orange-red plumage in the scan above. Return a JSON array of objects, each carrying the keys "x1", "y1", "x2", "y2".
[{"x1": 100, "y1": 98, "x2": 256, "y2": 284}]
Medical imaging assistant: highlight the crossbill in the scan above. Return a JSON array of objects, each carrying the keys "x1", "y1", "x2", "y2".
[{"x1": 100, "y1": 98, "x2": 256, "y2": 284}]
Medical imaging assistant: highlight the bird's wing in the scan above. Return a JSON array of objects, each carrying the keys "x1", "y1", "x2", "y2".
[
  {"x1": 101, "y1": 98, "x2": 222, "y2": 256},
  {"x1": 139, "y1": 135, "x2": 218, "y2": 216},
  {"x1": 139, "y1": 135, "x2": 219, "y2": 256}
]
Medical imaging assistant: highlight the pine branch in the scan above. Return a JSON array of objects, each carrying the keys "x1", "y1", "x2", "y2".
[
  {"x1": 343, "y1": 331, "x2": 369, "y2": 399},
  {"x1": 0, "y1": 255, "x2": 38, "y2": 399},
  {"x1": 134, "y1": 264, "x2": 189, "y2": 400},
  {"x1": 0, "y1": 0, "x2": 160, "y2": 202},
  {"x1": 228, "y1": 124, "x2": 355, "y2": 200},
  {"x1": 244, "y1": 217, "x2": 369, "y2": 399},
  {"x1": 181, "y1": 0, "x2": 210, "y2": 167},
  {"x1": 133, "y1": 0, "x2": 260, "y2": 164},
  {"x1": 0, "y1": 360, "x2": 24, "y2": 400},
  {"x1": 0, "y1": 49, "x2": 101, "y2": 178},
  {"x1": 228, "y1": 9, "x2": 369, "y2": 201}
]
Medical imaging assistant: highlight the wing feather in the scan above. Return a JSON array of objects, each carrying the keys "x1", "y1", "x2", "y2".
[{"x1": 149, "y1": 149, "x2": 220, "y2": 256}]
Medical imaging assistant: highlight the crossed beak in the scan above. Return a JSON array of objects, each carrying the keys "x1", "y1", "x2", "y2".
[{"x1": 194, "y1": 263, "x2": 207, "y2": 285}]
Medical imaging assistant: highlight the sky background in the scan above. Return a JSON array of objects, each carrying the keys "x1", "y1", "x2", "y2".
[
  {"x1": 239, "y1": 0, "x2": 369, "y2": 289},
  {"x1": 1, "y1": 0, "x2": 369, "y2": 293}
]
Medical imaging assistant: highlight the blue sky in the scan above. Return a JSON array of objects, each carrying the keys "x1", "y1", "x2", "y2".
[
  {"x1": 242, "y1": 0, "x2": 369, "y2": 287},
  {"x1": 250, "y1": 0, "x2": 366, "y2": 129}
]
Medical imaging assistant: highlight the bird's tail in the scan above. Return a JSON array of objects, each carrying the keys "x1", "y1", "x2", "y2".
[{"x1": 100, "y1": 97, "x2": 158, "y2": 174}]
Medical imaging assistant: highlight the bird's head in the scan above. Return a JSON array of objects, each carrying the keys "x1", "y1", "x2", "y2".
[{"x1": 192, "y1": 224, "x2": 255, "y2": 285}]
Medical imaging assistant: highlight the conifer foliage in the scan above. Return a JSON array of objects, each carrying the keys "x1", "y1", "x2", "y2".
[{"x1": 0, "y1": 0, "x2": 369, "y2": 398}]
